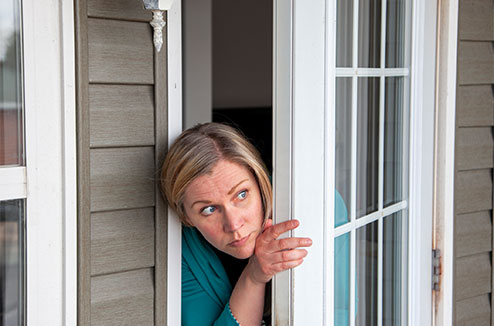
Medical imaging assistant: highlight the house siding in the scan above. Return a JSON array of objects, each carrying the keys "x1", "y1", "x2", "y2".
[
  {"x1": 454, "y1": 0, "x2": 494, "y2": 325},
  {"x1": 75, "y1": 1, "x2": 168, "y2": 325}
]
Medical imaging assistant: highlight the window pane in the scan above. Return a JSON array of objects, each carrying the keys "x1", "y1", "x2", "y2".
[
  {"x1": 336, "y1": 0, "x2": 353, "y2": 67},
  {"x1": 357, "y1": 78, "x2": 379, "y2": 218},
  {"x1": 384, "y1": 77, "x2": 406, "y2": 207},
  {"x1": 385, "y1": 0, "x2": 406, "y2": 68},
  {"x1": 356, "y1": 221, "x2": 378, "y2": 326},
  {"x1": 0, "y1": 0, "x2": 24, "y2": 166},
  {"x1": 383, "y1": 211, "x2": 407, "y2": 326},
  {"x1": 335, "y1": 77, "x2": 352, "y2": 226},
  {"x1": 335, "y1": 233, "x2": 350, "y2": 326},
  {"x1": 358, "y1": 0, "x2": 381, "y2": 68},
  {"x1": 0, "y1": 199, "x2": 25, "y2": 326}
]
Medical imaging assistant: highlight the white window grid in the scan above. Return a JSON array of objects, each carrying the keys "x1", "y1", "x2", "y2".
[
  {"x1": 0, "y1": 167, "x2": 27, "y2": 202},
  {"x1": 332, "y1": 0, "x2": 412, "y2": 326}
]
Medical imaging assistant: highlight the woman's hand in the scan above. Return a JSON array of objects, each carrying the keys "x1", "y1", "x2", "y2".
[
  {"x1": 246, "y1": 219, "x2": 312, "y2": 285},
  {"x1": 230, "y1": 219, "x2": 311, "y2": 325}
]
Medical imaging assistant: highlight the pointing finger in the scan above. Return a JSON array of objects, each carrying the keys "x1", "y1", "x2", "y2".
[
  {"x1": 260, "y1": 219, "x2": 300, "y2": 243},
  {"x1": 272, "y1": 258, "x2": 304, "y2": 272},
  {"x1": 270, "y1": 249, "x2": 308, "y2": 263},
  {"x1": 270, "y1": 237, "x2": 312, "y2": 252}
]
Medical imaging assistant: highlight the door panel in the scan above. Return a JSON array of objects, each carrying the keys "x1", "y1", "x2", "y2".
[{"x1": 272, "y1": 1, "x2": 434, "y2": 325}]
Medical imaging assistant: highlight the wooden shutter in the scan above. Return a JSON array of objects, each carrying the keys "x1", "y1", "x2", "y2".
[{"x1": 75, "y1": 0, "x2": 168, "y2": 324}]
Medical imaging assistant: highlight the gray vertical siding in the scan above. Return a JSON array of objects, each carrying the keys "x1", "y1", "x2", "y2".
[
  {"x1": 454, "y1": 0, "x2": 494, "y2": 325},
  {"x1": 76, "y1": 0, "x2": 168, "y2": 325}
]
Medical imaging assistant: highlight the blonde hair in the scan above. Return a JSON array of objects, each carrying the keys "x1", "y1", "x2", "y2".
[{"x1": 161, "y1": 122, "x2": 272, "y2": 225}]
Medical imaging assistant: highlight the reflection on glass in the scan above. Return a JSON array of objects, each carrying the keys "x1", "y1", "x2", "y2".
[
  {"x1": 386, "y1": 0, "x2": 406, "y2": 68},
  {"x1": 1, "y1": 200, "x2": 24, "y2": 326},
  {"x1": 0, "y1": 0, "x2": 24, "y2": 166},
  {"x1": 335, "y1": 233, "x2": 350, "y2": 326},
  {"x1": 358, "y1": 0, "x2": 381, "y2": 67},
  {"x1": 383, "y1": 211, "x2": 407, "y2": 326},
  {"x1": 384, "y1": 77, "x2": 406, "y2": 207},
  {"x1": 357, "y1": 78, "x2": 379, "y2": 218},
  {"x1": 336, "y1": 0, "x2": 353, "y2": 67},
  {"x1": 335, "y1": 78, "x2": 352, "y2": 225},
  {"x1": 356, "y1": 221, "x2": 378, "y2": 326}
]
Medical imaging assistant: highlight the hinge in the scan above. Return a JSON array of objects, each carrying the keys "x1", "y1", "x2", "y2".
[{"x1": 432, "y1": 249, "x2": 441, "y2": 291}]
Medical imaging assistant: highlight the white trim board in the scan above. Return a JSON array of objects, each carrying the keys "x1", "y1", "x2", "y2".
[
  {"x1": 166, "y1": 0, "x2": 183, "y2": 325},
  {"x1": 61, "y1": 0, "x2": 78, "y2": 323},
  {"x1": 22, "y1": 0, "x2": 77, "y2": 324},
  {"x1": 432, "y1": 0, "x2": 458, "y2": 324}
]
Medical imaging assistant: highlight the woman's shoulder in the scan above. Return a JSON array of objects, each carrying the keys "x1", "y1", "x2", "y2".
[
  {"x1": 182, "y1": 226, "x2": 211, "y2": 260},
  {"x1": 181, "y1": 227, "x2": 235, "y2": 325},
  {"x1": 181, "y1": 227, "x2": 229, "y2": 285}
]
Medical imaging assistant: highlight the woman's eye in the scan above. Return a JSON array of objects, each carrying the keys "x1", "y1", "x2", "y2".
[
  {"x1": 237, "y1": 190, "x2": 247, "y2": 200},
  {"x1": 201, "y1": 206, "x2": 216, "y2": 216}
]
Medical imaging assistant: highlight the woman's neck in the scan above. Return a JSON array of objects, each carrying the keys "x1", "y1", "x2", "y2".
[{"x1": 212, "y1": 246, "x2": 249, "y2": 287}]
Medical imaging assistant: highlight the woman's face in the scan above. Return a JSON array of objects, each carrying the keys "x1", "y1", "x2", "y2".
[{"x1": 183, "y1": 159, "x2": 264, "y2": 259}]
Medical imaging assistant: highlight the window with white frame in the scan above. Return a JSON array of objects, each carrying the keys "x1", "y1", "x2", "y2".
[
  {"x1": 333, "y1": 0, "x2": 411, "y2": 325},
  {"x1": 0, "y1": 0, "x2": 78, "y2": 324},
  {"x1": 0, "y1": 0, "x2": 25, "y2": 325}
]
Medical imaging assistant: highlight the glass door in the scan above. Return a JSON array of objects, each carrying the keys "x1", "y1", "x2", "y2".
[
  {"x1": 0, "y1": 0, "x2": 25, "y2": 325},
  {"x1": 272, "y1": 0, "x2": 435, "y2": 324},
  {"x1": 333, "y1": 0, "x2": 411, "y2": 325}
]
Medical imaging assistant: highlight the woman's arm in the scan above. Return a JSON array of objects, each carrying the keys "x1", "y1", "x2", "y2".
[
  {"x1": 228, "y1": 267, "x2": 265, "y2": 325},
  {"x1": 229, "y1": 219, "x2": 312, "y2": 326}
]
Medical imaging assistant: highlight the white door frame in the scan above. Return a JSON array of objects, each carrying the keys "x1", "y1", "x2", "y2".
[
  {"x1": 273, "y1": 0, "x2": 327, "y2": 324},
  {"x1": 407, "y1": 0, "x2": 439, "y2": 325},
  {"x1": 272, "y1": 0, "x2": 438, "y2": 325}
]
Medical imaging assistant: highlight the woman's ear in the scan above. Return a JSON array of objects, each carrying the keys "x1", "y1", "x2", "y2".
[
  {"x1": 180, "y1": 203, "x2": 194, "y2": 227},
  {"x1": 183, "y1": 215, "x2": 194, "y2": 227}
]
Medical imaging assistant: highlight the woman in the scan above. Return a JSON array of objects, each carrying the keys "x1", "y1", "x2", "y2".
[{"x1": 161, "y1": 123, "x2": 312, "y2": 326}]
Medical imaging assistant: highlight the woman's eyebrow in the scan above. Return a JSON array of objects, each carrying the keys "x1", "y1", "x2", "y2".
[
  {"x1": 191, "y1": 199, "x2": 212, "y2": 208},
  {"x1": 190, "y1": 179, "x2": 249, "y2": 208},
  {"x1": 227, "y1": 179, "x2": 249, "y2": 195}
]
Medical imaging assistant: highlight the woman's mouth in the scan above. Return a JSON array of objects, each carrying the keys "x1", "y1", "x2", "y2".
[{"x1": 229, "y1": 234, "x2": 250, "y2": 247}]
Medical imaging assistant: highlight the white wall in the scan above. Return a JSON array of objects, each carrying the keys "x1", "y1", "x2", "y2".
[{"x1": 183, "y1": 0, "x2": 212, "y2": 128}]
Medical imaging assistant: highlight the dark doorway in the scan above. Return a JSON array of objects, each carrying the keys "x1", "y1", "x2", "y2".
[{"x1": 211, "y1": 0, "x2": 273, "y2": 173}]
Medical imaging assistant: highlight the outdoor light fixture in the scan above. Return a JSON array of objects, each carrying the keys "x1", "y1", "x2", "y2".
[{"x1": 142, "y1": 0, "x2": 173, "y2": 52}]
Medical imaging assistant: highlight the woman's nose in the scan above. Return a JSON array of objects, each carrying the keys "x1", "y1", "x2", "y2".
[{"x1": 222, "y1": 207, "x2": 244, "y2": 233}]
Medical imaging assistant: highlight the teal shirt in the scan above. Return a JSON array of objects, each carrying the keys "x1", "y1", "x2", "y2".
[
  {"x1": 181, "y1": 192, "x2": 350, "y2": 325},
  {"x1": 182, "y1": 227, "x2": 239, "y2": 326}
]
